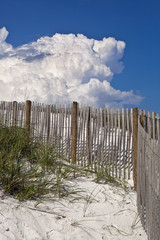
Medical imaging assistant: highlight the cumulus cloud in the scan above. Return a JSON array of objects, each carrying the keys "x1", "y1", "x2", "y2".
[
  {"x1": 0, "y1": 27, "x2": 142, "y2": 107},
  {"x1": 0, "y1": 27, "x2": 13, "y2": 55}
]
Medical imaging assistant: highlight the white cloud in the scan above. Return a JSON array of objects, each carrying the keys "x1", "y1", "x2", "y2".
[
  {"x1": 0, "y1": 27, "x2": 13, "y2": 55},
  {"x1": 0, "y1": 27, "x2": 142, "y2": 107}
]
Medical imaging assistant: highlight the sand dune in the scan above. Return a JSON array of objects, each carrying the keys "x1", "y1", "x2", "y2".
[{"x1": 0, "y1": 176, "x2": 147, "y2": 240}]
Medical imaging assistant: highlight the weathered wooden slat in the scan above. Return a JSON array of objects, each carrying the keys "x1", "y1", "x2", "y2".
[
  {"x1": 96, "y1": 107, "x2": 100, "y2": 170},
  {"x1": 103, "y1": 108, "x2": 107, "y2": 167},
  {"x1": 110, "y1": 109, "x2": 114, "y2": 177},
  {"x1": 64, "y1": 104, "x2": 67, "y2": 158},
  {"x1": 78, "y1": 106, "x2": 82, "y2": 165},
  {"x1": 147, "y1": 111, "x2": 151, "y2": 136},
  {"x1": 71, "y1": 102, "x2": 78, "y2": 164},
  {"x1": 156, "y1": 113, "x2": 160, "y2": 141},
  {"x1": 13, "y1": 101, "x2": 17, "y2": 126},
  {"x1": 152, "y1": 111, "x2": 156, "y2": 140},
  {"x1": 87, "y1": 107, "x2": 91, "y2": 165},
  {"x1": 114, "y1": 109, "x2": 118, "y2": 178},
  {"x1": 92, "y1": 107, "x2": 97, "y2": 170},
  {"x1": 99, "y1": 107, "x2": 103, "y2": 166},
  {"x1": 126, "y1": 108, "x2": 130, "y2": 179},
  {"x1": 107, "y1": 108, "x2": 111, "y2": 168},
  {"x1": 133, "y1": 108, "x2": 138, "y2": 191},
  {"x1": 68, "y1": 103, "x2": 72, "y2": 161},
  {"x1": 121, "y1": 108, "x2": 126, "y2": 179},
  {"x1": 47, "y1": 105, "x2": 51, "y2": 145},
  {"x1": 117, "y1": 108, "x2": 122, "y2": 179}
]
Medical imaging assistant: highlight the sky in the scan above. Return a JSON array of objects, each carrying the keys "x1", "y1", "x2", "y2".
[{"x1": 0, "y1": 0, "x2": 160, "y2": 112}]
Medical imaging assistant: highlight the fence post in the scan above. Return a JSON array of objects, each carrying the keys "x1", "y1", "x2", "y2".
[
  {"x1": 13, "y1": 101, "x2": 17, "y2": 126},
  {"x1": 133, "y1": 108, "x2": 138, "y2": 191},
  {"x1": 26, "y1": 100, "x2": 31, "y2": 139},
  {"x1": 88, "y1": 107, "x2": 91, "y2": 165},
  {"x1": 72, "y1": 102, "x2": 78, "y2": 163}
]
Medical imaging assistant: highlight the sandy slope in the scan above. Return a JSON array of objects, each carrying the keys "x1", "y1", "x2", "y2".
[{"x1": 0, "y1": 177, "x2": 147, "y2": 240}]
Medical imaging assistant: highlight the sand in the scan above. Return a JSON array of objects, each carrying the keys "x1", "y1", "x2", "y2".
[{"x1": 0, "y1": 176, "x2": 147, "y2": 240}]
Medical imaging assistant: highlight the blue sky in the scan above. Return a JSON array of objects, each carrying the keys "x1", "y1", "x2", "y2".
[{"x1": 0, "y1": 0, "x2": 160, "y2": 112}]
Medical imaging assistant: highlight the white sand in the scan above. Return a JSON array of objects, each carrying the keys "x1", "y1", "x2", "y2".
[{"x1": 0, "y1": 176, "x2": 147, "y2": 240}]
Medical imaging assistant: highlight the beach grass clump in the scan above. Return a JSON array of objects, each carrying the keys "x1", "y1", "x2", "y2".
[
  {"x1": 0, "y1": 124, "x2": 86, "y2": 201},
  {"x1": 0, "y1": 124, "x2": 52, "y2": 200},
  {"x1": 93, "y1": 163, "x2": 119, "y2": 185},
  {"x1": 0, "y1": 124, "x2": 131, "y2": 201}
]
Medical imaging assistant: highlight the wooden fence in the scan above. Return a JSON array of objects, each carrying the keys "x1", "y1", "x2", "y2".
[
  {"x1": 0, "y1": 100, "x2": 133, "y2": 179},
  {"x1": 2, "y1": 100, "x2": 160, "y2": 239},
  {"x1": 137, "y1": 110, "x2": 160, "y2": 240}
]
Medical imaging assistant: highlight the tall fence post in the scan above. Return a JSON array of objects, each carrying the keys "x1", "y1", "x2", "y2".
[
  {"x1": 13, "y1": 101, "x2": 17, "y2": 126},
  {"x1": 72, "y1": 102, "x2": 78, "y2": 163},
  {"x1": 133, "y1": 108, "x2": 138, "y2": 191},
  {"x1": 26, "y1": 100, "x2": 31, "y2": 139}
]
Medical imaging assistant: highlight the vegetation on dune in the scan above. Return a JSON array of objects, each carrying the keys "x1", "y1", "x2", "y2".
[{"x1": 0, "y1": 124, "x2": 129, "y2": 201}]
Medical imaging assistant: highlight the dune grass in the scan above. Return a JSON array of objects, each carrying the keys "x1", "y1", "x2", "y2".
[{"x1": 0, "y1": 124, "x2": 130, "y2": 201}]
